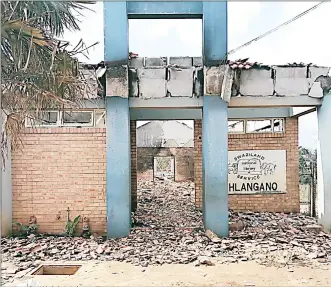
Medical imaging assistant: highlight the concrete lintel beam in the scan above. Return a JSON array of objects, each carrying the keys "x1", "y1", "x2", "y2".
[
  {"x1": 130, "y1": 108, "x2": 202, "y2": 120},
  {"x1": 229, "y1": 96, "x2": 322, "y2": 108},
  {"x1": 228, "y1": 107, "x2": 292, "y2": 119},
  {"x1": 129, "y1": 98, "x2": 203, "y2": 109},
  {"x1": 127, "y1": 2, "x2": 203, "y2": 18}
]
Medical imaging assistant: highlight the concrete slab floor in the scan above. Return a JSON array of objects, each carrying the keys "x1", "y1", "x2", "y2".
[{"x1": 5, "y1": 261, "x2": 331, "y2": 287}]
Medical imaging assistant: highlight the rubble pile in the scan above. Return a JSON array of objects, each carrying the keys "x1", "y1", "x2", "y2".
[
  {"x1": 132, "y1": 179, "x2": 203, "y2": 228},
  {"x1": 2, "y1": 180, "x2": 331, "y2": 284}
]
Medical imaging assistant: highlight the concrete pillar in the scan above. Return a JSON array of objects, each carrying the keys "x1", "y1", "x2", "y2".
[
  {"x1": 202, "y1": 96, "x2": 228, "y2": 237},
  {"x1": 106, "y1": 97, "x2": 131, "y2": 238},
  {"x1": 104, "y1": 2, "x2": 131, "y2": 238},
  {"x1": 317, "y1": 94, "x2": 331, "y2": 232},
  {"x1": 1, "y1": 140, "x2": 12, "y2": 236},
  {"x1": 202, "y1": 1, "x2": 227, "y2": 64},
  {"x1": 202, "y1": 1, "x2": 228, "y2": 237}
]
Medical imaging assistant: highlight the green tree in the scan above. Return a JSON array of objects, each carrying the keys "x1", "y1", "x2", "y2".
[
  {"x1": 1, "y1": 1, "x2": 97, "y2": 161},
  {"x1": 299, "y1": 146, "x2": 316, "y2": 184}
]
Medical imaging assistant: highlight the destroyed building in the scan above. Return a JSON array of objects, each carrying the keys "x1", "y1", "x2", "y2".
[{"x1": 2, "y1": 1, "x2": 331, "y2": 239}]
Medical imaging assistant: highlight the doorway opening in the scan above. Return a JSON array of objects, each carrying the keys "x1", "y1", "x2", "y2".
[
  {"x1": 132, "y1": 120, "x2": 202, "y2": 229},
  {"x1": 153, "y1": 155, "x2": 175, "y2": 180}
]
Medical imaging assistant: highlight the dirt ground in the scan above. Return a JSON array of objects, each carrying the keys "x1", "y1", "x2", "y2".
[{"x1": 6, "y1": 260, "x2": 331, "y2": 287}]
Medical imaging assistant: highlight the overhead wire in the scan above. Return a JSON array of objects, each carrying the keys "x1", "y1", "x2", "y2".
[{"x1": 223, "y1": 1, "x2": 327, "y2": 62}]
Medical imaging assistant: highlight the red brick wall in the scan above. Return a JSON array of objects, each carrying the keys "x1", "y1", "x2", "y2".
[
  {"x1": 194, "y1": 118, "x2": 300, "y2": 212},
  {"x1": 12, "y1": 128, "x2": 107, "y2": 235},
  {"x1": 194, "y1": 121, "x2": 203, "y2": 208},
  {"x1": 11, "y1": 117, "x2": 300, "y2": 235}
]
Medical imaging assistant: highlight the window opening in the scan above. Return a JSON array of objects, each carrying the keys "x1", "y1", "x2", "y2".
[
  {"x1": 62, "y1": 111, "x2": 93, "y2": 126},
  {"x1": 246, "y1": 119, "x2": 272, "y2": 133},
  {"x1": 228, "y1": 120, "x2": 244, "y2": 133}
]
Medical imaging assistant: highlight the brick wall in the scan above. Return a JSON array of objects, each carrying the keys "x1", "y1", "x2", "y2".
[
  {"x1": 194, "y1": 118, "x2": 300, "y2": 212},
  {"x1": 11, "y1": 117, "x2": 299, "y2": 235},
  {"x1": 194, "y1": 120, "x2": 203, "y2": 208},
  {"x1": 12, "y1": 128, "x2": 107, "y2": 235},
  {"x1": 130, "y1": 121, "x2": 137, "y2": 211}
]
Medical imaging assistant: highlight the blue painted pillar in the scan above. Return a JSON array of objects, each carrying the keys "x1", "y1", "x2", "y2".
[
  {"x1": 104, "y1": 2, "x2": 131, "y2": 238},
  {"x1": 106, "y1": 97, "x2": 131, "y2": 238},
  {"x1": 202, "y1": 97, "x2": 228, "y2": 237},
  {"x1": 203, "y1": 1, "x2": 228, "y2": 64},
  {"x1": 202, "y1": 1, "x2": 228, "y2": 237},
  {"x1": 317, "y1": 94, "x2": 331, "y2": 232}
]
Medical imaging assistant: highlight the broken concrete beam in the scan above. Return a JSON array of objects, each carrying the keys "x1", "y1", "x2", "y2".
[
  {"x1": 205, "y1": 229, "x2": 222, "y2": 243},
  {"x1": 239, "y1": 69, "x2": 274, "y2": 96},
  {"x1": 106, "y1": 66, "x2": 128, "y2": 98},
  {"x1": 315, "y1": 75, "x2": 331, "y2": 95},
  {"x1": 274, "y1": 67, "x2": 309, "y2": 96},
  {"x1": 204, "y1": 65, "x2": 233, "y2": 102},
  {"x1": 145, "y1": 57, "x2": 167, "y2": 67},
  {"x1": 308, "y1": 82, "x2": 323, "y2": 98},
  {"x1": 167, "y1": 67, "x2": 194, "y2": 97},
  {"x1": 194, "y1": 67, "x2": 204, "y2": 97},
  {"x1": 221, "y1": 66, "x2": 234, "y2": 102},
  {"x1": 128, "y1": 69, "x2": 139, "y2": 97},
  {"x1": 137, "y1": 68, "x2": 167, "y2": 99},
  {"x1": 204, "y1": 66, "x2": 226, "y2": 96},
  {"x1": 169, "y1": 57, "x2": 193, "y2": 67},
  {"x1": 129, "y1": 57, "x2": 144, "y2": 68},
  {"x1": 309, "y1": 66, "x2": 330, "y2": 78}
]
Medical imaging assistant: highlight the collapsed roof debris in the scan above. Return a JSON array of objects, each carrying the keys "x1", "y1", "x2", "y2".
[{"x1": 2, "y1": 180, "x2": 330, "y2": 285}]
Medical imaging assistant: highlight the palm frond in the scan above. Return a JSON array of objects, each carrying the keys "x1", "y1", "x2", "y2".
[{"x1": 1, "y1": 1, "x2": 99, "y2": 164}]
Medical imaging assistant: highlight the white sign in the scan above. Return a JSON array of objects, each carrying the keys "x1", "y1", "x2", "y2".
[{"x1": 228, "y1": 150, "x2": 286, "y2": 194}]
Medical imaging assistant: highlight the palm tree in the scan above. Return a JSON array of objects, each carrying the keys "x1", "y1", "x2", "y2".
[{"x1": 1, "y1": 1, "x2": 97, "y2": 162}]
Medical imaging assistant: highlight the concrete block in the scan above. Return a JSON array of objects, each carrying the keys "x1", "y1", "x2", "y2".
[
  {"x1": 308, "y1": 82, "x2": 323, "y2": 98},
  {"x1": 309, "y1": 66, "x2": 330, "y2": 79},
  {"x1": 204, "y1": 65, "x2": 233, "y2": 101},
  {"x1": 194, "y1": 67, "x2": 204, "y2": 97},
  {"x1": 276, "y1": 67, "x2": 307, "y2": 78},
  {"x1": 308, "y1": 67, "x2": 330, "y2": 87},
  {"x1": 106, "y1": 66, "x2": 128, "y2": 98},
  {"x1": 169, "y1": 57, "x2": 192, "y2": 67},
  {"x1": 275, "y1": 79, "x2": 309, "y2": 96},
  {"x1": 145, "y1": 57, "x2": 167, "y2": 67},
  {"x1": 239, "y1": 69, "x2": 274, "y2": 96},
  {"x1": 193, "y1": 57, "x2": 203, "y2": 67},
  {"x1": 275, "y1": 67, "x2": 309, "y2": 96},
  {"x1": 204, "y1": 66, "x2": 226, "y2": 95},
  {"x1": 129, "y1": 57, "x2": 144, "y2": 68},
  {"x1": 128, "y1": 69, "x2": 138, "y2": 97},
  {"x1": 137, "y1": 68, "x2": 167, "y2": 99},
  {"x1": 222, "y1": 67, "x2": 234, "y2": 102},
  {"x1": 167, "y1": 67, "x2": 194, "y2": 97}
]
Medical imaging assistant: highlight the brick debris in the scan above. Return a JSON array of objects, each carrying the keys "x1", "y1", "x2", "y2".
[{"x1": 2, "y1": 180, "x2": 330, "y2": 284}]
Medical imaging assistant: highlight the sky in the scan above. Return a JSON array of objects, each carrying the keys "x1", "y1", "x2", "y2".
[{"x1": 62, "y1": 1, "x2": 331, "y2": 150}]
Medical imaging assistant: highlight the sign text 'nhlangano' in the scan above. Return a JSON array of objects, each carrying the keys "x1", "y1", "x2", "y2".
[{"x1": 228, "y1": 150, "x2": 287, "y2": 194}]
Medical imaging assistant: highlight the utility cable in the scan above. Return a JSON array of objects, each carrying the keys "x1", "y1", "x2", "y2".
[{"x1": 225, "y1": 1, "x2": 327, "y2": 60}]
